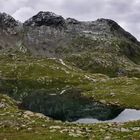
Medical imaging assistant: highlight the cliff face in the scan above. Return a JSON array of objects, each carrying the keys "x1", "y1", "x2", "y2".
[
  {"x1": 0, "y1": 11, "x2": 140, "y2": 76},
  {"x1": 22, "y1": 12, "x2": 139, "y2": 57},
  {"x1": 0, "y1": 13, "x2": 20, "y2": 52}
]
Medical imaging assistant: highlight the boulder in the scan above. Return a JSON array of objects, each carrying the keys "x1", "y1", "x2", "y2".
[{"x1": 35, "y1": 113, "x2": 47, "y2": 119}]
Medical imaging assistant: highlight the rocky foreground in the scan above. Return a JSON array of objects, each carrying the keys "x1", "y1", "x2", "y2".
[{"x1": 1, "y1": 94, "x2": 140, "y2": 140}]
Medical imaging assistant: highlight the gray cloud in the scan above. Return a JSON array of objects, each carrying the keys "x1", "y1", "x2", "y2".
[{"x1": 0, "y1": 0, "x2": 140, "y2": 40}]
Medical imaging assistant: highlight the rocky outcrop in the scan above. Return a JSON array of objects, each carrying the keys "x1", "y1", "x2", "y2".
[
  {"x1": 66, "y1": 18, "x2": 80, "y2": 24},
  {"x1": 24, "y1": 11, "x2": 66, "y2": 28},
  {"x1": 0, "y1": 12, "x2": 18, "y2": 29},
  {"x1": 0, "y1": 13, "x2": 22, "y2": 52},
  {"x1": 96, "y1": 18, "x2": 137, "y2": 42}
]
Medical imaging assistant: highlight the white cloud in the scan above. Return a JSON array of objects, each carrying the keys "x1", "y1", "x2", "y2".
[
  {"x1": 12, "y1": 7, "x2": 36, "y2": 22},
  {"x1": 0, "y1": 0, "x2": 28, "y2": 13}
]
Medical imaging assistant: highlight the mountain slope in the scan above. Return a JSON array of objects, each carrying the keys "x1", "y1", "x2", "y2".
[{"x1": 0, "y1": 12, "x2": 140, "y2": 77}]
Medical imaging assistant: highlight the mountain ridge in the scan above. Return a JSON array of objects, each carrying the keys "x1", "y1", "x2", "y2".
[
  {"x1": 0, "y1": 11, "x2": 138, "y2": 41},
  {"x1": 0, "y1": 11, "x2": 140, "y2": 77}
]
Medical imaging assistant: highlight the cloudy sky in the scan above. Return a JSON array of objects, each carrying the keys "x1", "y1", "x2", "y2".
[{"x1": 0, "y1": 0, "x2": 140, "y2": 40}]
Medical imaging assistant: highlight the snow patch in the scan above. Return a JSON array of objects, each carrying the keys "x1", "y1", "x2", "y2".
[{"x1": 60, "y1": 90, "x2": 66, "y2": 95}]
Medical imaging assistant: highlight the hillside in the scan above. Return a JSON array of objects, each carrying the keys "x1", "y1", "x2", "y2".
[{"x1": 0, "y1": 11, "x2": 140, "y2": 77}]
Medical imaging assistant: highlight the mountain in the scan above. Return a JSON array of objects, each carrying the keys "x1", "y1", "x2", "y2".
[
  {"x1": 0, "y1": 11, "x2": 140, "y2": 77},
  {"x1": 0, "y1": 11, "x2": 140, "y2": 139}
]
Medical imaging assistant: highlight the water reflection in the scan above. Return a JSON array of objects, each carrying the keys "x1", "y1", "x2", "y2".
[{"x1": 75, "y1": 109, "x2": 140, "y2": 123}]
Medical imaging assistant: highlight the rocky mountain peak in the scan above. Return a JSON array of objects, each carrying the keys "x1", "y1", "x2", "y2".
[
  {"x1": 96, "y1": 18, "x2": 137, "y2": 42},
  {"x1": 66, "y1": 18, "x2": 80, "y2": 24},
  {"x1": 24, "y1": 11, "x2": 66, "y2": 27},
  {"x1": 0, "y1": 12, "x2": 18, "y2": 28},
  {"x1": 97, "y1": 18, "x2": 120, "y2": 27}
]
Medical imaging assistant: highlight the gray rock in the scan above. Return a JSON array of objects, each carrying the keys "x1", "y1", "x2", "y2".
[
  {"x1": 24, "y1": 11, "x2": 65, "y2": 28},
  {"x1": 120, "y1": 128, "x2": 130, "y2": 132},
  {"x1": 0, "y1": 102, "x2": 6, "y2": 109},
  {"x1": 0, "y1": 12, "x2": 18, "y2": 28},
  {"x1": 131, "y1": 127, "x2": 140, "y2": 131},
  {"x1": 27, "y1": 127, "x2": 32, "y2": 131},
  {"x1": 104, "y1": 136, "x2": 111, "y2": 140},
  {"x1": 49, "y1": 126, "x2": 61, "y2": 129},
  {"x1": 24, "y1": 111, "x2": 34, "y2": 117},
  {"x1": 66, "y1": 18, "x2": 80, "y2": 24},
  {"x1": 35, "y1": 113, "x2": 47, "y2": 119}
]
